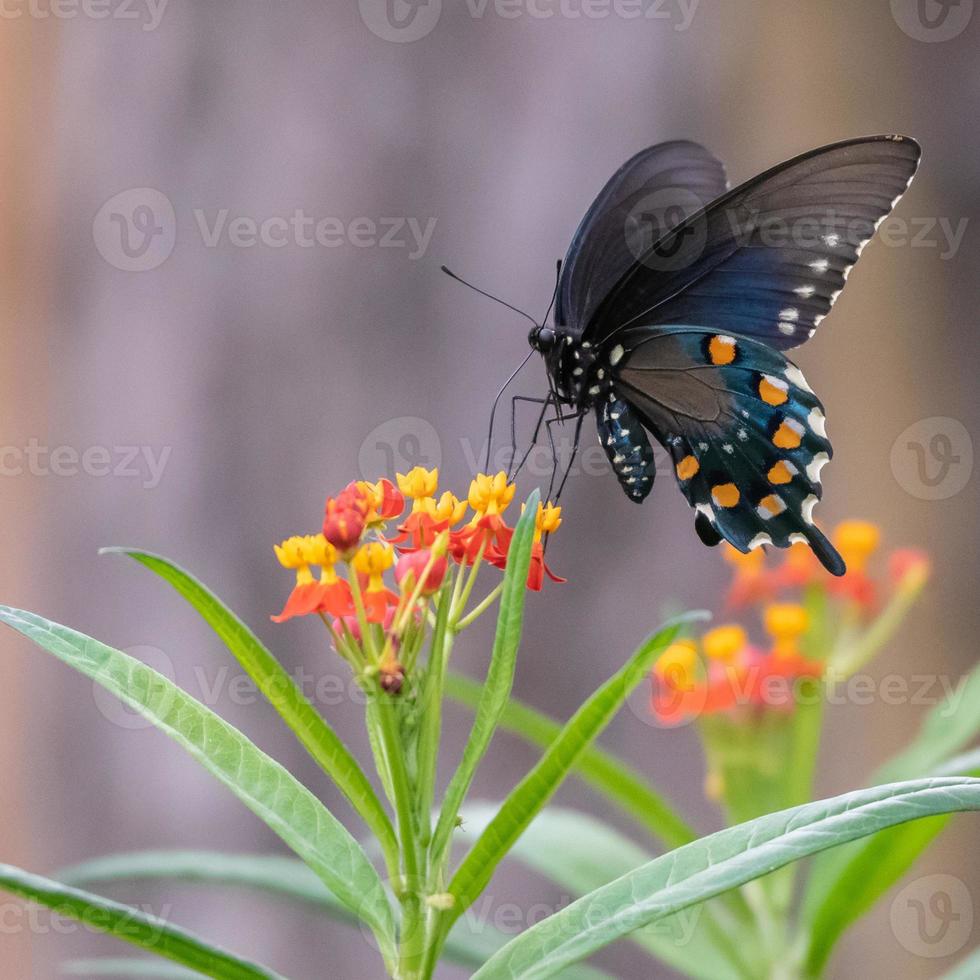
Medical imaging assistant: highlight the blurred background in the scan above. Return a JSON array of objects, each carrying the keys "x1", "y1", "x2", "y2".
[{"x1": 2, "y1": 0, "x2": 978, "y2": 976}]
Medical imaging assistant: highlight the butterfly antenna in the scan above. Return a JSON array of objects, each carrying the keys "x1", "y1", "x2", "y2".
[
  {"x1": 540, "y1": 258, "x2": 561, "y2": 326},
  {"x1": 484, "y1": 350, "x2": 535, "y2": 472},
  {"x1": 441, "y1": 266, "x2": 538, "y2": 327}
]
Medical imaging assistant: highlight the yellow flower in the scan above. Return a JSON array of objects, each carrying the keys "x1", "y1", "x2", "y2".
[
  {"x1": 274, "y1": 534, "x2": 324, "y2": 586},
  {"x1": 764, "y1": 603, "x2": 810, "y2": 659},
  {"x1": 833, "y1": 520, "x2": 881, "y2": 573},
  {"x1": 653, "y1": 639, "x2": 700, "y2": 691},
  {"x1": 702, "y1": 625, "x2": 747, "y2": 663},
  {"x1": 468, "y1": 471, "x2": 516, "y2": 517},
  {"x1": 352, "y1": 541, "x2": 395, "y2": 592},
  {"x1": 397, "y1": 467, "x2": 439, "y2": 505},
  {"x1": 522, "y1": 500, "x2": 562, "y2": 542},
  {"x1": 723, "y1": 543, "x2": 765, "y2": 573},
  {"x1": 419, "y1": 490, "x2": 467, "y2": 526}
]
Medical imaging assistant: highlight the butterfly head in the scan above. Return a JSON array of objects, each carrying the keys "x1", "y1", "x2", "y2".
[{"x1": 528, "y1": 324, "x2": 557, "y2": 353}]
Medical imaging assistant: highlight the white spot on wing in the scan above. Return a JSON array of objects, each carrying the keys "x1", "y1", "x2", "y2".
[
  {"x1": 822, "y1": 233, "x2": 841, "y2": 248},
  {"x1": 806, "y1": 451, "x2": 830, "y2": 483},
  {"x1": 749, "y1": 533, "x2": 773, "y2": 549},
  {"x1": 780, "y1": 308, "x2": 800, "y2": 322},
  {"x1": 808, "y1": 408, "x2": 827, "y2": 437},
  {"x1": 778, "y1": 321, "x2": 797, "y2": 336},
  {"x1": 809, "y1": 259, "x2": 830, "y2": 274},
  {"x1": 802, "y1": 494, "x2": 818, "y2": 524},
  {"x1": 784, "y1": 365, "x2": 813, "y2": 394},
  {"x1": 609, "y1": 344, "x2": 625, "y2": 366},
  {"x1": 795, "y1": 284, "x2": 817, "y2": 298}
]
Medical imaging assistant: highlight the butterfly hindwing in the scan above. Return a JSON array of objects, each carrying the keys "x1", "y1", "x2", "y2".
[
  {"x1": 558, "y1": 141, "x2": 728, "y2": 331},
  {"x1": 609, "y1": 326, "x2": 845, "y2": 574},
  {"x1": 586, "y1": 135, "x2": 921, "y2": 351}
]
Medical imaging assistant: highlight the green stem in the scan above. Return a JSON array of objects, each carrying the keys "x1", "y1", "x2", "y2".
[{"x1": 453, "y1": 583, "x2": 502, "y2": 632}]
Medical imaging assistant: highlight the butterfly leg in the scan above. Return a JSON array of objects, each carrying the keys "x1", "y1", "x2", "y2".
[
  {"x1": 549, "y1": 410, "x2": 587, "y2": 502},
  {"x1": 507, "y1": 394, "x2": 555, "y2": 481}
]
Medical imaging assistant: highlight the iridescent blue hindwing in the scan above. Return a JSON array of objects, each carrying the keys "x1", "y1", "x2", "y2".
[{"x1": 610, "y1": 326, "x2": 845, "y2": 574}]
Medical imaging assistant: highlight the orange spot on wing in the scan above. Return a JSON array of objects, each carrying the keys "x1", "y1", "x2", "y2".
[
  {"x1": 759, "y1": 494, "x2": 786, "y2": 516},
  {"x1": 708, "y1": 336, "x2": 737, "y2": 365},
  {"x1": 759, "y1": 376, "x2": 789, "y2": 406},
  {"x1": 676, "y1": 455, "x2": 700, "y2": 480},
  {"x1": 768, "y1": 460, "x2": 795, "y2": 485},
  {"x1": 772, "y1": 419, "x2": 803, "y2": 449},
  {"x1": 712, "y1": 483, "x2": 740, "y2": 508}
]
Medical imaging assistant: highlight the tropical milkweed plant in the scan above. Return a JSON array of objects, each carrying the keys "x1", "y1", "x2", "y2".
[{"x1": 2, "y1": 467, "x2": 979, "y2": 979}]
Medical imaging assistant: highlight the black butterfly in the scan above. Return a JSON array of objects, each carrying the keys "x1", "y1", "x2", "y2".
[{"x1": 525, "y1": 136, "x2": 921, "y2": 576}]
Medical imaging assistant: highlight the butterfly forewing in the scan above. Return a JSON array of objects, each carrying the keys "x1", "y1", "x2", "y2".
[
  {"x1": 557, "y1": 140, "x2": 728, "y2": 331},
  {"x1": 586, "y1": 135, "x2": 921, "y2": 350}
]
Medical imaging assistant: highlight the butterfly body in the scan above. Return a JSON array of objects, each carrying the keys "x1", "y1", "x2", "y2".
[{"x1": 531, "y1": 135, "x2": 922, "y2": 575}]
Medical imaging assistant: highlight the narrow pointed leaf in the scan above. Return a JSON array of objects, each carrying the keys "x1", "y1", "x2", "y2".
[
  {"x1": 443, "y1": 614, "x2": 702, "y2": 932},
  {"x1": 0, "y1": 865, "x2": 281, "y2": 980},
  {"x1": 444, "y1": 672, "x2": 696, "y2": 849},
  {"x1": 471, "y1": 778, "x2": 980, "y2": 979},
  {"x1": 0, "y1": 607, "x2": 395, "y2": 958},
  {"x1": 100, "y1": 548, "x2": 396, "y2": 863},
  {"x1": 429, "y1": 490, "x2": 539, "y2": 869},
  {"x1": 56, "y1": 851, "x2": 528, "y2": 972},
  {"x1": 460, "y1": 805, "x2": 744, "y2": 980}
]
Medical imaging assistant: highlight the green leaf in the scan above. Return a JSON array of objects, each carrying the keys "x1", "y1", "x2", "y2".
[
  {"x1": 62, "y1": 961, "x2": 201, "y2": 978},
  {"x1": 0, "y1": 864, "x2": 281, "y2": 980},
  {"x1": 57, "y1": 850, "x2": 516, "y2": 972},
  {"x1": 0, "y1": 606, "x2": 396, "y2": 961},
  {"x1": 428, "y1": 490, "x2": 540, "y2": 871},
  {"x1": 101, "y1": 548, "x2": 397, "y2": 866},
  {"x1": 460, "y1": 805, "x2": 745, "y2": 980},
  {"x1": 443, "y1": 672, "x2": 696, "y2": 850},
  {"x1": 442, "y1": 614, "x2": 701, "y2": 930},
  {"x1": 801, "y1": 660, "x2": 980, "y2": 974},
  {"x1": 470, "y1": 777, "x2": 980, "y2": 979}
]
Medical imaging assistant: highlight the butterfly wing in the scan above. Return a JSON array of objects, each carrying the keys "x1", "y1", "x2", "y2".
[
  {"x1": 610, "y1": 326, "x2": 844, "y2": 574},
  {"x1": 557, "y1": 141, "x2": 728, "y2": 331},
  {"x1": 587, "y1": 135, "x2": 921, "y2": 350}
]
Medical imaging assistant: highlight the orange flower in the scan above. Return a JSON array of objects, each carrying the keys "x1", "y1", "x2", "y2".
[
  {"x1": 395, "y1": 548, "x2": 449, "y2": 596},
  {"x1": 272, "y1": 534, "x2": 353, "y2": 622},
  {"x1": 323, "y1": 485, "x2": 371, "y2": 555},
  {"x1": 827, "y1": 520, "x2": 880, "y2": 608},
  {"x1": 353, "y1": 541, "x2": 398, "y2": 622},
  {"x1": 450, "y1": 472, "x2": 516, "y2": 566},
  {"x1": 352, "y1": 478, "x2": 404, "y2": 526},
  {"x1": 395, "y1": 491, "x2": 467, "y2": 551},
  {"x1": 723, "y1": 544, "x2": 773, "y2": 608}
]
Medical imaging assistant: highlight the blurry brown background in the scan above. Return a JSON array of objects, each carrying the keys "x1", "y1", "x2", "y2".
[{"x1": 2, "y1": 0, "x2": 978, "y2": 977}]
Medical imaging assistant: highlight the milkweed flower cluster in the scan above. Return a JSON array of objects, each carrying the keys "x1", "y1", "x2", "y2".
[
  {"x1": 272, "y1": 468, "x2": 562, "y2": 692},
  {"x1": 651, "y1": 519, "x2": 931, "y2": 725}
]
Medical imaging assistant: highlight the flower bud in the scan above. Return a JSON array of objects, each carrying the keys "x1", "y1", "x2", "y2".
[{"x1": 395, "y1": 549, "x2": 448, "y2": 596}]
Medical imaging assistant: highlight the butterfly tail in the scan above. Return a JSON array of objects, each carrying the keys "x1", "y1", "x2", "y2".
[{"x1": 802, "y1": 524, "x2": 846, "y2": 577}]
